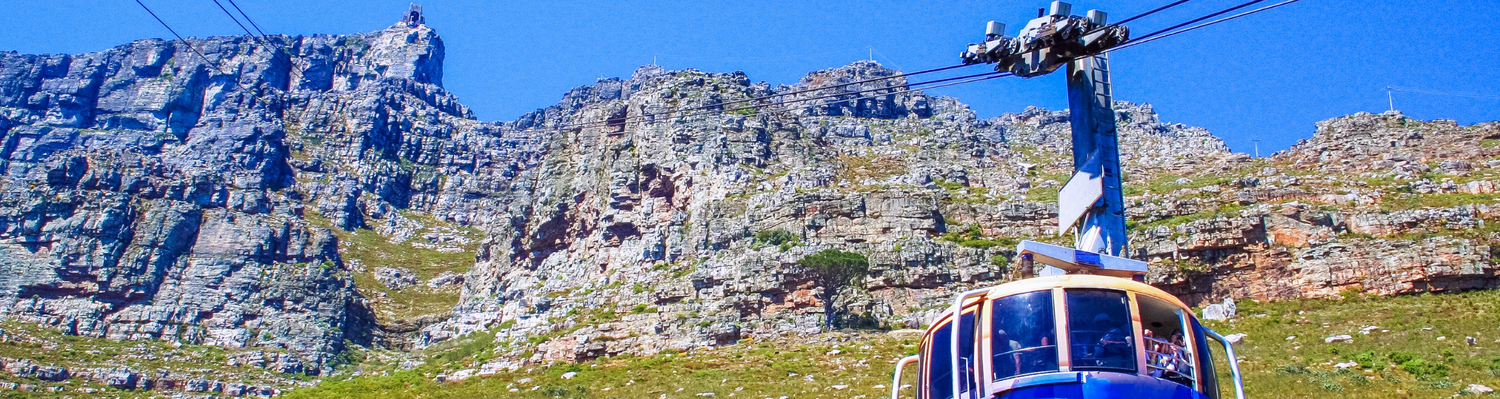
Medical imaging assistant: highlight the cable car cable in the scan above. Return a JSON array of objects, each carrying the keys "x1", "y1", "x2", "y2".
[
  {"x1": 1385, "y1": 86, "x2": 1500, "y2": 100},
  {"x1": 207, "y1": 0, "x2": 299, "y2": 74},
  {"x1": 202, "y1": 0, "x2": 309, "y2": 77},
  {"x1": 802, "y1": 72, "x2": 1013, "y2": 110},
  {"x1": 224, "y1": 0, "x2": 272, "y2": 38},
  {"x1": 557, "y1": 0, "x2": 1298, "y2": 136},
  {"x1": 210, "y1": 0, "x2": 256, "y2": 41},
  {"x1": 512, "y1": 0, "x2": 1295, "y2": 136},
  {"x1": 131, "y1": 0, "x2": 227, "y2": 74},
  {"x1": 1110, "y1": 0, "x2": 1304, "y2": 53},
  {"x1": 549, "y1": 71, "x2": 1008, "y2": 138},
  {"x1": 1080, "y1": 0, "x2": 1194, "y2": 37},
  {"x1": 1121, "y1": 0, "x2": 1269, "y2": 46},
  {"x1": 1112, "y1": 0, "x2": 1195, "y2": 26}
]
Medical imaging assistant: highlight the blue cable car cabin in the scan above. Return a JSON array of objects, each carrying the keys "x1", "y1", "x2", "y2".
[
  {"x1": 891, "y1": 274, "x2": 1245, "y2": 399},
  {"x1": 894, "y1": 4, "x2": 1253, "y2": 396}
]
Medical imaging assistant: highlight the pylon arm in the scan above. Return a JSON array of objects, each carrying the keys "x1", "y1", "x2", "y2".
[
  {"x1": 1016, "y1": 240, "x2": 1146, "y2": 280},
  {"x1": 958, "y1": 4, "x2": 1129, "y2": 78}
]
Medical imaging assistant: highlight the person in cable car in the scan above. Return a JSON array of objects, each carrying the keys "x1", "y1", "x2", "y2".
[
  {"x1": 995, "y1": 329, "x2": 1023, "y2": 377},
  {"x1": 1090, "y1": 313, "x2": 1133, "y2": 369},
  {"x1": 1143, "y1": 329, "x2": 1165, "y2": 378},
  {"x1": 1168, "y1": 332, "x2": 1193, "y2": 385}
]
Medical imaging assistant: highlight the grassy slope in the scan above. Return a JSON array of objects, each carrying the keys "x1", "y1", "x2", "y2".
[
  {"x1": 287, "y1": 333, "x2": 917, "y2": 399},
  {"x1": 0, "y1": 322, "x2": 314, "y2": 397},
  {"x1": 307, "y1": 210, "x2": 483, "y2": 323},
  {"x1": 1205, "y1": 290, "x2": 1500, "y2": 398},
  {"x1": 282, "y1": 290, "x2": 1500, "y2": 399}
]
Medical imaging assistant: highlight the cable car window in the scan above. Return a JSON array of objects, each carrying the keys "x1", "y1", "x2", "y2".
[
  {"x1": 926, "y1": 321, "x2": 953, "y2": 399},
  {"x1": 1065, "y1": 289, "x2": 1136, "y2": 372},
  {"x1": 1138, "y1": 295, "x2": 1194, "y2": 386},
  {"x1": 990, "y1": 290, "x2": 1059, "y2": 380},
  {"x1": 924, "y1": 311, "x2": 979, "y2": 399}
]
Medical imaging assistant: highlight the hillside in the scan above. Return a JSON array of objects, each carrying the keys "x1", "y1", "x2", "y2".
[
  {"x1": 0, "y1": 10, "x2": 1497, "y2": 397},
  {"x1": 290, "y1": 290, "x2": 1500, "y2": 399}
]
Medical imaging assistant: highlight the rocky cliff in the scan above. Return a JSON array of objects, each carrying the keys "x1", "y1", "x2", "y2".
[{"x1": 0, "y1": 14, "x2": 1497, "y2": 395}]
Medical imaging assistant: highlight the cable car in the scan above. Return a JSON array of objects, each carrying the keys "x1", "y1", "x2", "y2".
[
  {"x1": 915, "y1": 2, "x2": 1256, "y2": 397},
  {"x1": 890, "y1": 241, "x2": 1246, "y2": 399}
]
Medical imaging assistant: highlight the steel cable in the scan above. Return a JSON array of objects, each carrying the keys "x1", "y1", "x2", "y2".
[
  {"x1": 131, "y1": 0, "x2": 226, "y2": 74},
  {"x1": 1120, "y1": 0, "x2": 1269, "y2": 45},
  {"x1": 1110, "y1": 0, "x2": 1304, "y2": 52}
]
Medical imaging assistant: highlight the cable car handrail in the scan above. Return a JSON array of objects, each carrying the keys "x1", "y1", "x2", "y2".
[
  {"x1": 989, "y1": 345, "x2": 1059, "y2": 382},
  {"x1": 1202, "y1": 328, "x2": 1247, "y2": 399},
  {"x1": 947, "y1": 287, "x2": 992, "y2": 399},
  {"x1": 891, "y1": 355, "x2": 919, "y2": 399},
  {"x1": 1142, "y1": 336, "x2": 1195, "y2": 381},
  {"x1": 991, "y1": 344, "x2": 1058, "y2": 358}
]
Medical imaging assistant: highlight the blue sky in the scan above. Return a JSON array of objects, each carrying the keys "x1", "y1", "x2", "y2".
[{"x1": 3, "y1": 0, "x2": 1496, "y2": 154}]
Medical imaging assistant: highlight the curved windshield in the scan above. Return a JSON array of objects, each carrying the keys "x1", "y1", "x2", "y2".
[
  {"x1": 1066, "y1": 289, "x2": 1136, "y2": 372},
  {"x1": 923, "y1": 311, "x2": 978, "y2": 399},
  {"x1": 990, "y1": 290, "x2": 1059, "y2": 380},
  {"x1": 926, "y1": 322, "x2": 953, "y2": 399}
]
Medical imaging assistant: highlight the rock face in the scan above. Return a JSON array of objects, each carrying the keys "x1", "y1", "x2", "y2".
[
  {"x1": 0, "y1": 20, "x2": 481, "y2": 373},
  {"x1": 1133, "y1": 112, "x2": 1500, "y2": 305},
  {"x1": 2, "y1": 10, "x2": 1500, "y2": 389}
]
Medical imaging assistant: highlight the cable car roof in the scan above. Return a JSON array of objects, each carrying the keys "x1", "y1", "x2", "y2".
[{"x1": 920, "y1": 274, "x2": 1193, "y2": 335}]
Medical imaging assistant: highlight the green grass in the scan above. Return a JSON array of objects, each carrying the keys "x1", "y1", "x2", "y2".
[
  {"x1": 1027, "y1": 187, "x2": 1060, "y2": 203},
  {"x1": 285, "y1": 333, "x2": 918, "y2": 399},
  {"x1": 1143, "y1": 173, "x2": 1234, "y2": 194},
  {"x1": 938, "y1": 225, "x2": 1019, "y2": 249},
  {"x1": 277, "y1": 289, "x2": 1500, "y2": 399},
  {"x1": 0, "y1": 322, "x2": 311, "y2": 397},
  {"x1": 1380, "y1": 193, "x2": 1497, "y2": 212},
  {"x1": 1204, "y1": 290, "x2": 1500, "y2": 398},
  {"x1": 306, "y1": 210, "x2": 483, "y2": 323},
  {"x1": 1133, "y1": 204, "x2": 1248, "y2": 231},
  {"x1": 934, "y1": 179, "x2": 999, "y2": 204}
]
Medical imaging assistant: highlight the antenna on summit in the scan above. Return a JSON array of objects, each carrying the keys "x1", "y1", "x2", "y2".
[{"x1": 1386, "y1": 86, "x2": 1395, "y2": 112}]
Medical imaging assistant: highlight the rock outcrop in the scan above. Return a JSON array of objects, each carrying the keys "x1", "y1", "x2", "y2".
[{"x1": 0, "y1": 19, "x2": 482, "y2": 374}]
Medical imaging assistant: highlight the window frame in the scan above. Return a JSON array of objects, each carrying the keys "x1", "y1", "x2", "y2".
[
  {"x1": 984, "y1": 289, "x2": 1061, "y2": 382},
  {"x1": 1134, "y1": 292, "x2": 1203, "y2": 389},
  {"x1": 920, "y1": 303, "x2": 983, "y2": 399},
  {"x1": 1060, "y1": 288, "x2": 1140, "y2": 373}
]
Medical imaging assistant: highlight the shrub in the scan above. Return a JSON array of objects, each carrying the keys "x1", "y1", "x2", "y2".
[
  {"x1": 1389, "y1": 351, "x2": 1418, "y2": 366},
  {"x1": 753, "y1": 229, "x2": 798, "y2": 249},
  {"x1": 1274, "y1": 364, "x2": 1308, "y2": 375},
  {"x1": 990, "y1": 255, "x2": 1010, "y2": 267},
  {"x1": 1353, "y1": 351, "x2": 1385, "y2": 370},
  {"x1": 1404, "y1": 360, "x2": 1448, "y2": 379}
]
